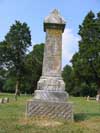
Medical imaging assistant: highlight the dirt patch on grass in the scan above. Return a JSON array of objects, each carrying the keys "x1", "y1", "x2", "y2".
[
  {"x1": 19, "y1": 117, "x2": 63, "y2": 127},
  {"x1": 35, "y1": 119, "x2": 62, "y2": 127},
  {"x1": 77, "y1": 118, "x2": 100, "y2": 130}
]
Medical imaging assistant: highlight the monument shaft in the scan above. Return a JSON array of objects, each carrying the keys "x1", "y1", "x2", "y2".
[{"x1": 42, "y1": 29, "x2": 62, "y2": 77}]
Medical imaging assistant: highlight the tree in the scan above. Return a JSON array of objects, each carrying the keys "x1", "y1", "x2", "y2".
[
  {"x1": 72, "y1": 11, "x2": 100, "y2": 96},
  {"x1": 0, "y1": 68, "x2": 6, "y2": 92},
  {"x1": 24, "y1": 43, "x2": 44, "y2": 93},
  {"x1": 62, "y1": 65, "x2": 74, "y2": 94},
  {"x1": 0, "y1": 21, "x2": 31, "y2": 98}
]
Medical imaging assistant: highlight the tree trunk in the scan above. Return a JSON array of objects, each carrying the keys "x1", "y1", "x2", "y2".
[
  {"x1": 15, "y1": 80, "x2": 20, "y2": 100},
  {"x1": 96, "y1": 81, "x2": 100, "y2": 101},
  {"x1": 97, "y1": 80, "x2": 100, "y2": 94}
]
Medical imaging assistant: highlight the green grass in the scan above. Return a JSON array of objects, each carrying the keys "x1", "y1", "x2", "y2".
[{"x1": 0, "y1": 93, "x2": 100, "y2": 133}]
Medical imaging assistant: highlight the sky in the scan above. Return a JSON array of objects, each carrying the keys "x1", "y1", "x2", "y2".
[{"x1": 0, "y1": 0, "x2": 100, "y2": 67}]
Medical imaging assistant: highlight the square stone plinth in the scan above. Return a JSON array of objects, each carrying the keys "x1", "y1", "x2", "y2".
[{"x1": 26, "y1": 100, "x2": 73, "y2": 121}]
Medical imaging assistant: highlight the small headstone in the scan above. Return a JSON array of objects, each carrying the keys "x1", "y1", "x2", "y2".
[
  {"x1": 96, "y1": 94, "x2": 100, "y2": 102},
  {"x1": 86, "y1": 96, "x2": 90, "y2": 101},
  {"x1": 0, "y1": 98, "x2": 4, "y2": 104},
  {"x1": 3, "y1": 97, "x2": 9, "y2": 103}
]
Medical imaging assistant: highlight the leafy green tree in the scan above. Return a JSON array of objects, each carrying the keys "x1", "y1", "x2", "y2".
[
  {"x1": 0, "y1": 42, "x2": 7, "y2": 92},
  {"x1": 24, "y1": 43, "x2": 44, "y2": 93},
  {"x1": 0, "y1": 41, "x2": 7, "y2": 69},
  {"x1": 3, "y1": 78, "x2": 16, "y2": 93},
  {"x1": 0, "y1": 68, "x2": 6, "y2": 92},
  {"x1": 62, "y1": 65, "x2": 74, "y2": 94},
  {"x1": 0, "y1": 21, "x2": 31, "y2": 98},
  {"x1": 72, "y1": 11, "x2": 100, "y2": 96}
]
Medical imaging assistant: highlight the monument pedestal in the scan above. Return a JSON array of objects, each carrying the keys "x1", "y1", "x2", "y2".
[
  {"x1": 26, "y1": 100, "x2": 73, "y2": 120},
  {"x1": 34, "y1": 90, "x2": 68, "y2": 102},
  {"x1": 34, "y1": 76, "x2": 69, "y2": 101}
]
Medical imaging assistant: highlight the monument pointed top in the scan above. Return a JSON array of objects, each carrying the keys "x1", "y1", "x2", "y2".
[
  {"x1": 51, "y1": 9, "x2": 59, "y2": 15},
  {"x1": 44, "y1": 9, "x2": 66, "y2": 24}
]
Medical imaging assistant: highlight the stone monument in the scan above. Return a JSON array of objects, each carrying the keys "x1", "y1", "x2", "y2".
[{"x1": 26, "y1": 9, "x2": 73, "y2": 120}]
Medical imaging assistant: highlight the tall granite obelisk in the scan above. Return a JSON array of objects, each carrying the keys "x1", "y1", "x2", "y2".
[
  {"x1": 34, "y1": 9, "x2": 68, "y2": 101},
  {"x1": 26, "y1": 9, "x2": 73, "y2": 120}
]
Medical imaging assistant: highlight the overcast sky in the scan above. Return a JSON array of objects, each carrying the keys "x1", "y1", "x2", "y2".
[{"x1": 0, "y1": 0, "x2": 100, "y2": 67}]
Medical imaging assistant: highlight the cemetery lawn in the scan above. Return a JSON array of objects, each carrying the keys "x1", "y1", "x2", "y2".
[{"x1": 0, "y1": 93, "x2": 100, "y2": 133}]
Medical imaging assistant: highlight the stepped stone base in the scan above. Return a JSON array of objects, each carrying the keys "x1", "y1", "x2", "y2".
[
  {"x1": 26, "y1": 100, "x2": 73, "y2": 121},
  {"x1": 34, "y1": 90, "x2": 69, "y2": 102}
]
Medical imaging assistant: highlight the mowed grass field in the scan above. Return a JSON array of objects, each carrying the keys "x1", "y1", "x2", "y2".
[{"x1": 0, "y1": 93, "x2": 100, "y2": 133}]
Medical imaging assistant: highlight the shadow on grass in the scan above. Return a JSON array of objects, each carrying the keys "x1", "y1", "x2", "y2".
[{"x1": 74, "y1": 113, "x2": 100, "y2": 122}]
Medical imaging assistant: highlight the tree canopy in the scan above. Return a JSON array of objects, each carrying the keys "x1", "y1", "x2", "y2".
[
  {"x1": 0, "y1": 21, "x2": 31, "y2": 97},
  {"x1": 71, "y1": 11, "x2": 100, "y2": 96}
]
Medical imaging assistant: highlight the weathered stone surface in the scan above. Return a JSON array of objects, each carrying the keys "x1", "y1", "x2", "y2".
[
  {"x1": 34, "y1": 76, "x2": 69, "y2": 101},
  {"x1": 26, "y1": 9, "x2": 73, "y2": 121},
  {"x1": 37, "y1": 76, "x2": 65, "y2": 91},
  {"x1": 44, "y1": 9, "x2": 66, "y2": 32},
  {"x1": 26, "y1": 100, "x2": 73, "y2": 120},
  {"x1": 42, "y1": 29, "x2": 62, "y2": 77},
  {"x1": 44, "y1": 9, "x2": 66, "y2": 24},
  {"x1": 34, "y1": 90, "x2": 68, "y2": 102}
]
